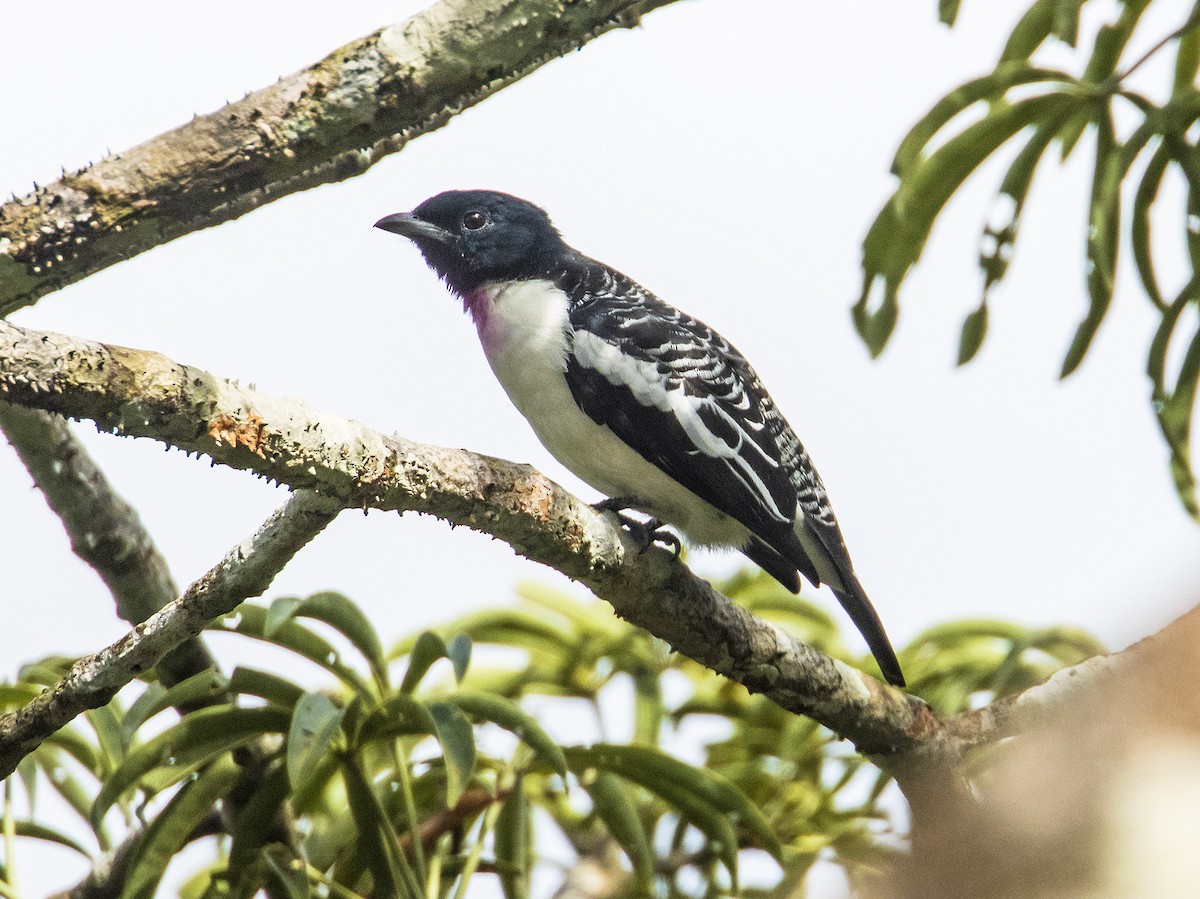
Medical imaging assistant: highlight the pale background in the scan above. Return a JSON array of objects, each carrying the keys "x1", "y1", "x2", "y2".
[{"x1": 2, "y1": 0, "x2": 1199, "y2": 895}]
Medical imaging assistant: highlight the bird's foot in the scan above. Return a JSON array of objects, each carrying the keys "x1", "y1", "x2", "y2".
[{"x1": 592, "y1": 498, "x2": 683, "y2": 557}]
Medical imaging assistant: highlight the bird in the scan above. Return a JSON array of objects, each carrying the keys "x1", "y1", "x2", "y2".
[{"x1": 375, "y1": 190, "x2": 905, "y2": 687}]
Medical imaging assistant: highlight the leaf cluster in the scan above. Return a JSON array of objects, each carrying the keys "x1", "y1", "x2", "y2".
[
  {"x1": 0, "y1": 575, "x2": 1101, "y2": 898},
  {"x1": 859, "y1": 0, "x2": 1200, "y2": 518}
]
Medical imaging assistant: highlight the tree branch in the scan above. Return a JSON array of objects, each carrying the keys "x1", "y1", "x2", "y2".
[
  {"x1": 0, "y1": 321, "x2": 937, "y2": 749},
  {"x1": 1, "y1": 318, "x2": 1145, "y2": 803},
  {"x1": 0, "y1": 488, "x2": 340, "y2": 779},
  {"x1": 0, "y1": 403, "x2": 216, "y2": 687},
  {"x1": 0, "y1": 0, "x2": 682, "y2": 315}
]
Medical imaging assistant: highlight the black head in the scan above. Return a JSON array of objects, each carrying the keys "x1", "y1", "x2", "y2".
[{"x1": 374, "y1": 190, "x2": 571, "y2": 294}]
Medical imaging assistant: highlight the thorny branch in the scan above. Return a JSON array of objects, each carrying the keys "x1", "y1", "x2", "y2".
[
  {"x1": 0, "y1": 488, "x2": 340, "y2": 779},
  {"x1": 0, "y1": 318, "x2": 1129, "y2": 800},
  {"x1": 0, "y1": 0, "x2": 682, "y2": 315},
  {"x1": 0, "y1": 403, "x2": 216, "y2": 688}
]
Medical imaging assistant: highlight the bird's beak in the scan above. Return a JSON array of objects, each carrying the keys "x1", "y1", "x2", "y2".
[{"x1": 373, "y1": 212, "x2": 455, "y2": 246}]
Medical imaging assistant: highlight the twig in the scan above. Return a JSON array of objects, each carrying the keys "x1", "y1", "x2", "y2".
[
  {"x1": 0, "y1": 0, "x2": 683, "y2": 315},
  {"x1": 0, "y1": 489, "x2": 341, "y2": 779},
  {"x1": 0, "y1": 403, "x2": 215, "y2": 687},
  {"x1": 1117, "y1": 5, "x2": 1200, "y2": 82}
]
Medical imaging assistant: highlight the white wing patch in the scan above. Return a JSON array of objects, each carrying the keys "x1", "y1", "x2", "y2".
[{"x1": 573, "y1": 329, "x2": 789, "y2": 522}]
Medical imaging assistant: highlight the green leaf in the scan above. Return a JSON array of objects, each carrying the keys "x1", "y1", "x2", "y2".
[
  {"x1": 1149, "y1": 291, "x2": 1191, "y2": 399},
  {"x1": 1062, "y1": 107, "x2": 1120, "y2": 378},
  {"x1": 632, "y1": 666, "x2": 663, "y2": 747},
  {"x1": 263, "y1": 842, "x2": 312, "y2": 899},
  {"x1": 860, "y1": 92, "x2": 1079, "y2": 357},
  {"x1": 580, "y1": 771, "x2": 655, "y2": 890},
  {"x1": 979, "y1": 107, "x2": 1077, "y2": 300},
  {"x1": 517, "y1": 581, "x2": 625, "y2": 639},
  {"x1": 92, "y1": 705, "x2": 290, "y2": 828},
  {"x1": 957, "y1": 303, "x2": 990, "y2": 365},
  {"x1": 84, "y1": 703, "x2": 126, "y2": 772},
  {"x1": 1001, "y1": 1, "x2": 1056, "y2": 62},
  {"x1": 33, "y1": 747, "x2": 99, "y2": 840},
  {"x1": 0, "y1": 682, "x2": 43, "y2": 709},
  {"x1": 446, "y1": 692, "x2": 567, "y2": 775},
  {"x1": 291, "y1": 754, "x2": 341, "y2": 816},
  {"x1": 429, "y1": 701, "x2": 477, "y2": 807},
  {"x1": 400, "y1": 631, "x2": 449, "y2": 694},
  {"x1": 446, "y1": 633, "x2": 473, "y2": 683},
  {"x1": 265, "y1": 595, "x2": 306, "y2": 638},
  {"x1": 1174, "y1": 6, "x2": 1200, "y2": 94},
  {"x1": 494, "y1": 778, "x2": 531, "y2": 899},
  {"x1": 891, "y1": 64, "x2": 1071, "y2": 180},
  {"x1": 356, "y1": 694, "x2": 437, "y2": 745},
  {"x1": 287, "y1": 692, "x2": 345, "y2": 791},
  {"x1": 228, "y1": 666, "x2": 306, "y2": 710},
  {"x1": 214, "y1": 603, "x2": 375, "y2": 698},
  {"x1": 899, "y1": 92, "x2": 1082, "y2": 220},
  {"x1": 15, "y1": 756, "x2": 37, "y2": 811},
  {"x1": 657, "y1": 783, "x2": 741, "y2": 886},
  {"x1": 122, "y1": 755, "x2": 242, "y2": 899},
  {"x1": 1081, "y1": 2, "x2": 1150, "y2": 85},
  {"x1": 288, "y1": 592, "x2": 387, "y2": 685},
  {"x1": 1052, "y1": 0, "x2": 1083, "y2": 46},
  {"x1": 119, "y1": 683, "x2": 168, "y2": 750},
  {"x1": 19, "y1": 656, "x2": 74, "y2": 686},
  {"x1": 228, "y1": 763, "x2": 292, "y2": 870},
  {"x1": 938, "y1": 0, "x2": 962, "y2": 27},
  {"x1": 1132, "y1": 141, "x2": 1170, "y2": 311},
  {"x1": 404, "y1": 610, "x2": 577, "y2": 664},
  {"x1": 13, "y1": 819, "x2": 91, "y2": 857},
  {"x1": 41, "y1": 725, "x2": 99, "y2": 776},
  {"x1": 1162, "y1": 326, "x2": 1200, "y2": 519},
  {"x1": 852, "y1": 274, "x2": 899, "y2": 358},
  {"x1": 1056, "y1": 107, "x2": 1092, "y2": 161},
  {"x1": 121, "y1": 670, "x2": 228, "y2": 749},
  {"x1": 567, "y1": 744, "x2": 782, "y2": 862},
  {"x1": 341, "y1": 756, "x2": 404, "y2": 899}
]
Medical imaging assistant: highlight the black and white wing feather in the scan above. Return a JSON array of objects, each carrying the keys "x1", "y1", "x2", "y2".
[
  {"x1": 559, "y1": 262, "x2": 801, "y2": 545},
  {"x1": 556, "y1": 260, "x2": 905, "y2": 687}
]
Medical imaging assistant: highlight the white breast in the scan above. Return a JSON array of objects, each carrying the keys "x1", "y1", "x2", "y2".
[{"x1": 472, "y1": 280, "x2": 750, "y2": 548}]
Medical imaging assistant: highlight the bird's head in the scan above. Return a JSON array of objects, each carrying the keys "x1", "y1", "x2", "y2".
[{"x1": 374, "y1": 190, "x2": 570, "y2": 295}]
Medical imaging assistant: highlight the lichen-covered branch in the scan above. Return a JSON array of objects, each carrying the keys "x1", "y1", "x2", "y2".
[
  {"x1": 0, "y1": 318, "x2": 1141, "y2": 798},
  {"x1": 0, "y1": 403, "x2": 216, "y2": 687},
  {"x1": 0, "y1": 321, "x2": 936, "y2": 757},
  {"x1": 0, "y1": 490, "x2": 340, "y2": 779},
  {"x1": 0, "y1": 0, "x2": 681, "y2": 315}
]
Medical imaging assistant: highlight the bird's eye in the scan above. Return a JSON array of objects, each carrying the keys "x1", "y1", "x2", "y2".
[{"x1": 462, "y1": 210, "x2": 488, "y2": 231}]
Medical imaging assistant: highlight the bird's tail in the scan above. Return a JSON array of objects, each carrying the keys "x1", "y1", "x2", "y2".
[{"x1": 830, "y1": 575, "x2": 905, "y2": 687}]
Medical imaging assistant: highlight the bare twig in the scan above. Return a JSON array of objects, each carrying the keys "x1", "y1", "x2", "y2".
[
  {"x1": 0, "y1": 403, "x2": 215, "y2": 687},
  {"x1": 0, "y1": 0, "x2": 683, "y2": 315},
  {"x1": 0, "y1": 489, "x2": 340, "y2": 779},
  {"x1": 405, "y1": 787, "x2": 511, "y2": 854}
]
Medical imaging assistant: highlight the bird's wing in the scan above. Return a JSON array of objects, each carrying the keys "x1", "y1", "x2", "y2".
[
  {"x1": 560, "y1": 265, "x2": 800, "y2": 542},
  {"x1": 560, "y1": 263, "x2": 905, "y2": 686}
]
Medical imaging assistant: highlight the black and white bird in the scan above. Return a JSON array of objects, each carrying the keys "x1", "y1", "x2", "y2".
[{"x1": 375, "y1": 190, "x2": 905, "y2": 687}]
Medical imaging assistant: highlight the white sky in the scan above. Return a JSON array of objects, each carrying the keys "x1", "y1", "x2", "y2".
[{"x1": 3, "y1": 0, "x2": 1200, "y2": 894}]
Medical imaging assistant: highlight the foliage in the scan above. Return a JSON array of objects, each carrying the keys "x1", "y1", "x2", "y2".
[
  {"x1": 0, "y1": 574, "x2": 1101, "y2": 897},
  {"x1": 857, "y1": 0, "x2": 1200, "y2": 518}
]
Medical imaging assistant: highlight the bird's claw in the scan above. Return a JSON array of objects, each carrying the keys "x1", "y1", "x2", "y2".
[
  {"x1": 592, "y1": 499, "x2": 682, "y2": 557},
  {"x1": 642, "y1": 518, "x2": 683, "y2": 556}
]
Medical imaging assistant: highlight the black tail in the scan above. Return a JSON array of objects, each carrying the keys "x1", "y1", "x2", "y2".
[
  {"x1": 743, "y1": 538, "x2": 802, "y2": 593},
  {"x1": 744, "y1": 532, "x2": 906, "y2": 687},
  {"x1": 831, "y1": 576, "x2": 905, "y2": 687}
]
